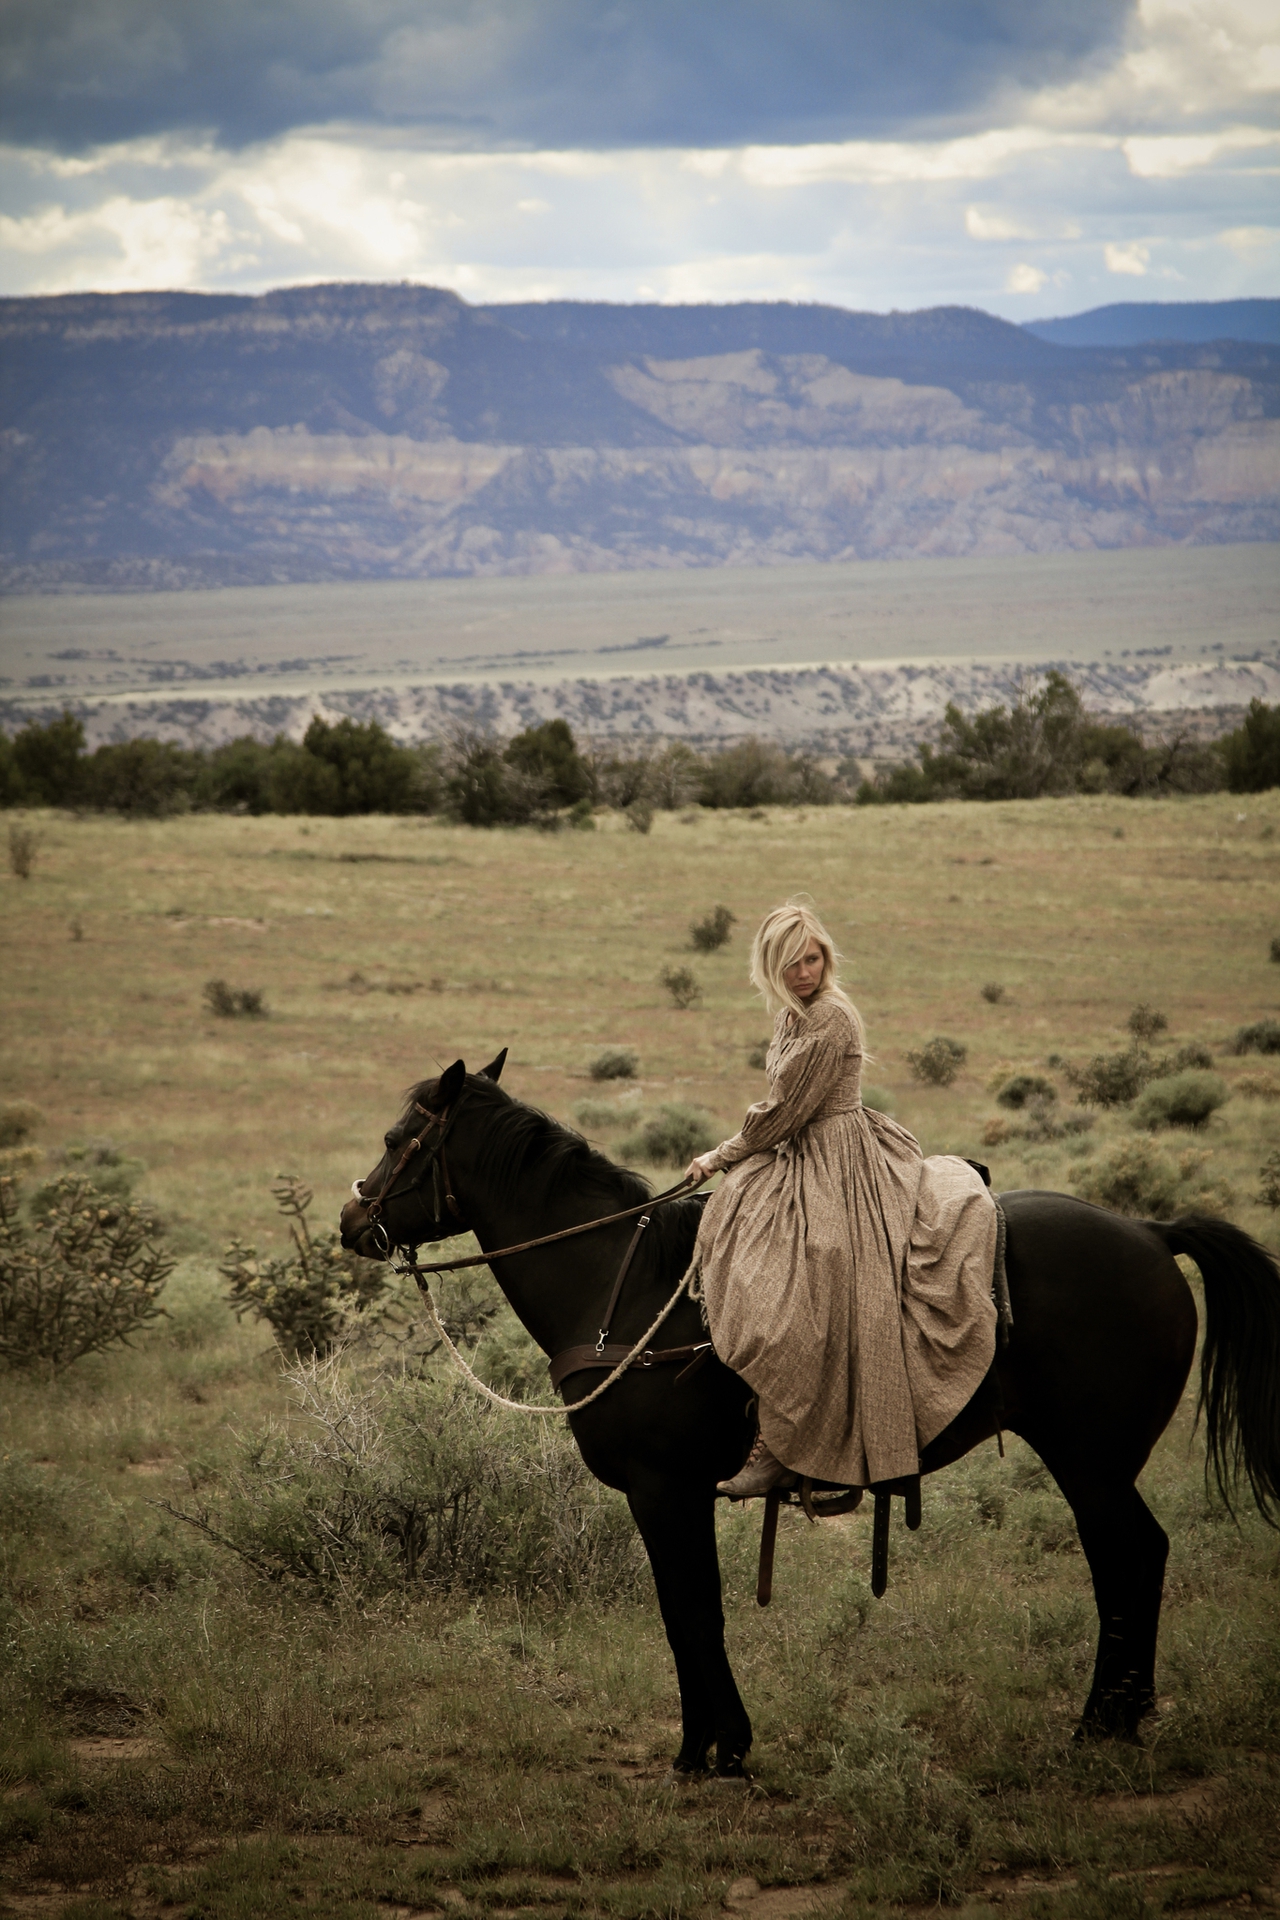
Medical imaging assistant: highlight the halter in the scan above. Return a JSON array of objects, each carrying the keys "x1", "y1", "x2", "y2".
[{"x1": 355, "y1": 1099, "x2": 463, "y2": 1256}]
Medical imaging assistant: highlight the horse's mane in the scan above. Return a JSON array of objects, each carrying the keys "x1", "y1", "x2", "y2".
[{"x1": 403, "y1": 1073, "x2": 703, "y2": 1262}]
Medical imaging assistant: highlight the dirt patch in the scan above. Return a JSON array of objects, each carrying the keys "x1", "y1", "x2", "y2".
[
  {"x1": 67, "y1": 1734, "x2": 163, "y2": 1762},
  {"x1": 1093, "y1": 1781, "x2": 1219, "y2": 1822},
  {"x1": 723, "y1": 1875, "x2": 847, "y2": 1919}
]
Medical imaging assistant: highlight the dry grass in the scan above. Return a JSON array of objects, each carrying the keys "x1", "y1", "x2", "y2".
[{"x1": 2, "y1": 792, "x2": 1279, "y2": 1916}]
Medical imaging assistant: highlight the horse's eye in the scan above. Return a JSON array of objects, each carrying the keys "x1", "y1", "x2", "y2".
[{"x1": 384, "y1": 1130, "x2": 397, "y2": 1149}]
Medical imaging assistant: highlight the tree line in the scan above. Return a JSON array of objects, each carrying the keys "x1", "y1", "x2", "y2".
[{"x1": 1, "y1": 681, "x2": 1276, "y2": 822}]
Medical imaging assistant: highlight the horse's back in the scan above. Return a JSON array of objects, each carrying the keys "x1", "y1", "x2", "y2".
[{"x1": 996, "y1": 1188, "x2": 1198, "y2": 1478}]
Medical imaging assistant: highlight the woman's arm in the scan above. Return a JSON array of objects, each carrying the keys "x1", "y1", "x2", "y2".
[{"x1": 683, "y1": 1010, "x2": 854, "y2": 1180}]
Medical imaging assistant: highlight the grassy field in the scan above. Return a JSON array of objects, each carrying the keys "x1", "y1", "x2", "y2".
[{"x1": 2, "y1": 792, "x2": 1279, "y2": 1919}]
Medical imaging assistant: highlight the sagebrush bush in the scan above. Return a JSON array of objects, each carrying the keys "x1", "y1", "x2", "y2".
[
  {"x1": 980, "y1": 982, "x2": 1006, "y2": 1004},
  {"x1": 1071, "y1": 1139, "x2": 1228, "y2": 1217},
  {"x1": 204, "y1": 979, "x2": 267, "y2": 1018},
  {"x1": 659, "y1": 964, "x2": 702, "y2": 1010},
  {"x1": 7, "y1": 824, "x2": 36, "y2": 879},
  {"x1": 221, "y1": 1175, "x2": 389, "y2": 1356},
  {"x1": 1238, "y1": 1073, "x2": 1280, "y2": 1100},
  {"x1": 996, "y1": 1073, "x2": 1057, "y2": 1110},
  {"x1": 163, "y1": 1359, "x2": 647, "y2": 1603},
  {"x1": 1128, "y1": 1003, "x2": 1168, "y2": 1043},
  {"x1": 588, "y1": 1047, "x2": 638, "y2": 1081},
  {"x1": 1133, "y1": 1070, "x2": 1230, "y2": 1132},
  {"x1": 1234, "y1": 1019, "x2": 1280, "y2": 1056},
  {"x1": 1065, "y1": 1046, "x2": 1155, "y2": 1107},
  {"x1": 906, "y1": 1037, "x2": 967, "y2": 1086},
  {"x1": 0, "y1": 1172, "x2": 174, "y2": 1371},
  {"x1": 1168, "y1": 1041, "x2": 1214, "y2": 1072},
  {"x1": 690, "y1": 905, "x2": 735, "y2": 952},
  {"x1": 572, "y1": 1098, "x2": 634, "y2": 1131},
  {"x1": 0, "y1": 1103, "x2": 41, "y2": 1149},
  {"x1": 618, "y1": 1103, "x2": 717, "y2": 1167},
  {"x1": 1258, "y1": 1151, "x2": 1280, "y2": 1209}
]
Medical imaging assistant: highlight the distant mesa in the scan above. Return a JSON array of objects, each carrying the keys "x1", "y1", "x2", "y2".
[{"x1": 0, "y1": 288, "x2": 1277, "y2": 594}]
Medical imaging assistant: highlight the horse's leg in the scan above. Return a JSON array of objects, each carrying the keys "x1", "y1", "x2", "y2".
[
  {"x1": 1050, "y1": 1471, "x2": 1170, "y2": 1740},
  {"x1": 626, "y1": 1476, "x2": 753, "y2": 1776}
]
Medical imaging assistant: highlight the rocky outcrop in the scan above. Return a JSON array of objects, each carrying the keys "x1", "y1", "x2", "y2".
[{"x1": 1, "y1": 288, "x2": 1277, "y2": 588}]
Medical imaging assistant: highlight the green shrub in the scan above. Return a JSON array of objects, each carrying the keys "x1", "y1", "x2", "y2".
[
  {"x1": 1271, "y1": 936, "x2": 1280, "y2": 964},
  {"x1": 1219, "y1": 698, "x2": 1280, "y2": 793},
  {"x1": 204, "y1": 980, "x2": 267, "y2": 1018},
  {"x1": 0, "y1": 1172, "x2": 173, "y2": 1372},
  {"x1": 220, "y1": 1175, "x2": 390, "y2": 1356},
  {"x1": 0, "y1": 1104, "x2": 41, "y2": 1150},
  {"x1": 1133, "y1": 1070, "x2": 1230, "y2": 1131},
  {"x1": 1072, "y1": 1139, "x2": 1229, "y2": 1217},
  {"x1": 659, "y1": 964, "x2": 702, "y2": 1010},
  {"x1": 1072, "y1": 1140, "x2": 1188, "y2": 1217},
  {"x1": 7, "y1": 824, "x2": 36, "y2": 879},
  {"x1": 618, "y1": 1103, "x2": 717, "y2": 1167},
  {"x1": 980, "y1": 982, "x2": 1005, "y2": 1004},
  {"x1": 1168, "y1": 1042, "x2": 1214, "y2": 1071},
  {"x1": 1234, "y1": 1020, "x2": 1280, "y2": 1056},
  {"x1": 906, "y1": 1037, "x2": 967, "y2": 1086},
  {"x1": 162, "y1": 1359, "x2": 647, "y2": 1602},
  {"x1": 572, "y1": 1099, "x2": 629, "y2": 1131},
  {"x1": 625, "y1": 798, "x2": 654, "y2": 834},
  {"x1": 690, "y1": 905, "x2": 735, "y2": 952},
  {"x1": 82, "y1": 737, "x2": 199, "y2": 817},
  {"x1": 1258, "y1": 1151, "x2": 1280, "y2": 1209},
  {"x1": 588, "y1": 1048, "x2": 638, "y2": 1082},
  {"x1": 996, "y1": 1074, "x2": 1057, "y2": 1110},
  {"x1": 1065, "y1": 1047, "x2": 1155, "y2": 1107},
  {"x1": 1128, "y1": 1003, "x2": 1168, "y2": 1043},
  {"x1": 8, "y1": 711, "x2": 86, "y2": 806},
  {"x1": 503, "y1": 719, "x2": 591, "y2": 809}
]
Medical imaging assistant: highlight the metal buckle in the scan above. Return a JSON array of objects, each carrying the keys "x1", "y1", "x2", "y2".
[{"x1": 641, "y1": 1349, "x2": 654, "y2": 1368}]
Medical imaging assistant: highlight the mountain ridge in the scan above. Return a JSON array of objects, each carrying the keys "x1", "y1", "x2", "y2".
[{"x1": 2, "y1": 285, "x2": 1277, "y2": 591}]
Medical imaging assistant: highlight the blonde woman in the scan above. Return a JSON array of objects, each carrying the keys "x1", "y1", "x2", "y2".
[{"x1": 685, "y1": 902, "x2": 998, "y2": 1499}]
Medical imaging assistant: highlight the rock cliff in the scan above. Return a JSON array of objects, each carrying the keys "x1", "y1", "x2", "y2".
[{"x1": 2, "y1": 286, "x2": 1277, "y2": 589}]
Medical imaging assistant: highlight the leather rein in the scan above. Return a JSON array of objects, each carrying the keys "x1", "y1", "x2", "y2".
[{"x1": 355, "y1": 1096, "x2": 713, "y2": 1398}]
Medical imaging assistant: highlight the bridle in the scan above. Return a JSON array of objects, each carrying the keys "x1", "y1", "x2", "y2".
[{"x1": 355, "y1": 1099, "x2": 463, "y2": 1257}]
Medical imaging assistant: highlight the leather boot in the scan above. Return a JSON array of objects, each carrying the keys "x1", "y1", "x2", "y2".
[{"x1": 717, "y1": 1434, "x2": 795, "y2": 1499}]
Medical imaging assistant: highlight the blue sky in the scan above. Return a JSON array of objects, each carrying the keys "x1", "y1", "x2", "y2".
[{"x1": 0, "y1": 0, "x2": 1276, "y2": 316}]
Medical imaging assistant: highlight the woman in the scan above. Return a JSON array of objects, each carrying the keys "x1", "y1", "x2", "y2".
[{"x1": 684, "y1": 902, "x2": 998, "y2": 1498}]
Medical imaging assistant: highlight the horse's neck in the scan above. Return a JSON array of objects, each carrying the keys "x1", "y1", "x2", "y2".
[{"x1": 461, "y1": 1169, "x2": 627, "y2": 1356}]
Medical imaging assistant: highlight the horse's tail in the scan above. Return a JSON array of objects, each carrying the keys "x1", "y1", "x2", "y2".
[{"x1": 1155, "y1": 1213, "x2": 1280, "y2": 1527}]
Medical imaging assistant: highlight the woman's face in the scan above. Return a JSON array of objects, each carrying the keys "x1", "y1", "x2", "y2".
[{"x1": 782, "y1": 940, "x2": 825, "y2": 1002}]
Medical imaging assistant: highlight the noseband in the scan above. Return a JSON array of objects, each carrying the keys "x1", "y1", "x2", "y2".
[{"x1": 357, "y1": 1100, "x2": 464, "y2": 1255}]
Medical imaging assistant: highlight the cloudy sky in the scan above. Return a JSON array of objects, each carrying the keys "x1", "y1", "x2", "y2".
[{"x1": 1, "y1": 0, "x2": 1276, "y2": 317}]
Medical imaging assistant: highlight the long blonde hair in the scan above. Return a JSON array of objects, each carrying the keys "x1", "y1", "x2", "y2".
[{"x1": 749, "y1": 901, "x2": 863, "y2": 1039}]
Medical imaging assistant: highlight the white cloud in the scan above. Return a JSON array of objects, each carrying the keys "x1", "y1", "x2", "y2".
[
  {"x1": 0, "y1": 0, "x2": 1276, "y2": 318},
  {"x1": 1104, "y1": 240, "x2": 1152, "y2": 274}
]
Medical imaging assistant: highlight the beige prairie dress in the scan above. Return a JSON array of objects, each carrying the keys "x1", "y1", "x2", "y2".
[{"x1": 695, "y1": 993, "x2": 997, "y2": 1488}]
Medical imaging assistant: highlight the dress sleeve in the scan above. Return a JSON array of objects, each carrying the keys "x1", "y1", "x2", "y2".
[{"x1": 703, "y1": 1008, "x2": 854, "y2": 1172}]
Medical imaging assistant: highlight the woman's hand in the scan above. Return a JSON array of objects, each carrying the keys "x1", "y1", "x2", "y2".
[{"x1": 684, "y1": 1154, "x2": 717, "y2": 1185}]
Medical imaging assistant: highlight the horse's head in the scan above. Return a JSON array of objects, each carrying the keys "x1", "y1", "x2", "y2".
[{"x1": 339, "y1": 1048, "x2": 507, "y2": 1258}]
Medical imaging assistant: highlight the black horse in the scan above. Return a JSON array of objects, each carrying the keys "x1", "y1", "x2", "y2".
[{"x1": 340, "y1": 1054, "x2": 1280, "y2": 1778}]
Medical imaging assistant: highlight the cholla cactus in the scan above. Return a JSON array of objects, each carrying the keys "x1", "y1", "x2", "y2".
[
  {"x1": 0, "y1": 1173, "x2": 173, "y2": 1370},
  {"x1": 221, "y1": 1174, "x2": 388, "y2": 1356}
]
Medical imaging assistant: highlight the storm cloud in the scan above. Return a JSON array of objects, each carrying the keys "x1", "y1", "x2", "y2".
[{"x1": 3, "y1": 0, "x2": 1135, "y2": 153}]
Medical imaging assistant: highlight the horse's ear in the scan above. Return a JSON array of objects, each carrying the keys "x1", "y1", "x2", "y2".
[
  {"x1": 437, "y1": 1059, "x2": 466, "y2": 1108},
  {"x1": 478, "y1": 1047, "x2": 508, "y2": 1084}
]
